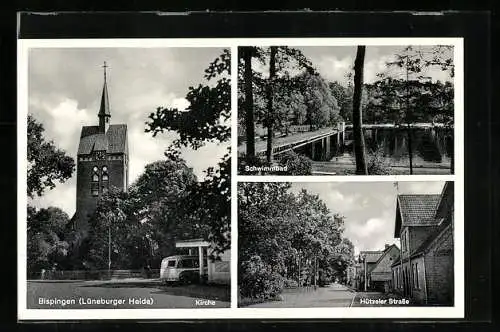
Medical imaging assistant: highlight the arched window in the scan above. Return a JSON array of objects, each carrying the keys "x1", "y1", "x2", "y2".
[
  {"x1": 91, "y1": 166, "x2": 99, "y2": 196},
  {"x1": 92, "y1": 166, "x2": 99, "y2": 182},
  {"x1": 102, "y1": 166, "x2": 109, "y2": 181}
]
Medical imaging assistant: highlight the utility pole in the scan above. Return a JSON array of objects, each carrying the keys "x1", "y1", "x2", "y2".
[
  {"x1": 405, "y1": 52, "x2": 414, "y2": 175},
  {"x1": 108, "y1": 226, "x2": 111, "y2": 276},
  {"x1": 364, "y1": 255, "x2": 367, "y2": 292}
]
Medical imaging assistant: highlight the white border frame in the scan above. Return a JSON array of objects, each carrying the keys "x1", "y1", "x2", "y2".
[{"x1": 18, "y1": 37, "x2": 464, "y2": 320}]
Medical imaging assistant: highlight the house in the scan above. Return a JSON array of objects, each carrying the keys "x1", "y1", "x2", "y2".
[
  {"x1": 358, "y1": 250, "x2": 383, "y2": 291},
  {"x1": 369, "y1": 244, "x2": 401, "y2": 292},
  {"x1": 347, "y1": 262, "x2": 362, "y2": 290},
  {"x1": 391, "y1": 182, "x2": 454, "y2": 305}
]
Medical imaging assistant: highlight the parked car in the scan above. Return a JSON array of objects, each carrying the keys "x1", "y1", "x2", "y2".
[{"x1": 160, "y1": 255, "x2": 207, "y2": 284}]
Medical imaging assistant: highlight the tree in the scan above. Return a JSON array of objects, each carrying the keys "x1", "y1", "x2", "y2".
[
  {"x1": 27, "y1": 115, "x2": 75, "y2": 198},
  {"x1": 85, "y1": 187, "x2": 134, "y2": 270},
  {"x1": 265, "y1": 46, "x2": 277, "y2": 163},
  {"x1": 257, "y1": 46, "x2": 316, "y2": 162},
  {"x1": 352, "y1": 46, "x2": 368, "y2": 175},
  {"x1": 238, "y1": 182, "x2": 349, "y2": 299},
  {"x1": 298, "y1": 72, "x2": 341, "y2": 130},
  {"x1": 241, "y1": 46, "x2": 257, "y2": 159},
  {"x1": 329, "y1": 81, "x2": 353, "y2": 123},
  {"x1": 372, "y1": 45, "x2": 455, "y2": 174},
  {"x1": 27, "y1": 206, "x2": 71, "y2": 275},
  {"x1": 130, "y1": 159, "x2": 198, "y2": 262},
  {"x1": 146, "y1": 49, "x2": 231, "y2": 255}
]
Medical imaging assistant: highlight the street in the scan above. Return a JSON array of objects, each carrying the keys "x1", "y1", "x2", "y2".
[
  {"x1": 244, "y1": 283, "x2": 356, "y2": 308},
  {"x1": 27, "y1": 278, "x2": 230, "y2": 309},
  {"x1": 243, "y1": 283, "x2": 411, "y2": 308}
]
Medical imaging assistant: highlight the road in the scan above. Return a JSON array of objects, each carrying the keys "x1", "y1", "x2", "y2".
[
  {"x1": 27, "y1": 278, "x2": 230, "y2": 309},
  {"x1": 243, "y1": 283, "x2": 411, "y2": 308},
  {"x1": 244, "y1": 283, "x2": 356, "y2": 308}
]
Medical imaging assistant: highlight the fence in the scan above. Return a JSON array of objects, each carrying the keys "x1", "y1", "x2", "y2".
[{"x1": 29, "y1": 269, "x2": 161, "y2": 281}]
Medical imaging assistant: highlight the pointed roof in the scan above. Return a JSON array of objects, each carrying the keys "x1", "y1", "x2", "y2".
[
  {"x1": 98, "y1": 80, "x2": 111, "y2": 117},
  {"x1": 359, "y1": 250, "x2": 384, "y2": 264},
  {"x1": 78, "y1": 124, "x2": 127, "y2": 155},
  {"x1": 394, "y1": 194, "x2": 441, "y2": 237}
]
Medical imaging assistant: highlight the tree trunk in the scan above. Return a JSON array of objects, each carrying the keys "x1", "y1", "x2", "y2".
[
  {"x1": 352, "y1": 46, "x2": 368, "y2": 175},
  {"x1": 266, "y1": 46, "x2": 277, "y2": 163},
  {"x1": 243, "y1": 47, "x2": 256, "y2": 160}
]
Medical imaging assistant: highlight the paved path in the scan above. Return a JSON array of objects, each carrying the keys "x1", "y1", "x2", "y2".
[
  {"x1": 245, "y1": 283, "x2": 356, "y2": 308},
  {"x1": 27, "y1": 278, "x2": 229, "y2": 309}
]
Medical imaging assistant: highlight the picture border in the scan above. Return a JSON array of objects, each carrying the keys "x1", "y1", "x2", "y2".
[{"x1": 18, "y1": 37, "x2": 464, "y2": 320}]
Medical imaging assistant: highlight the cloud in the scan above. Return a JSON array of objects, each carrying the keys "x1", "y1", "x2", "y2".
[
  {"x1": 315, "y1": 56, "x2": 353, "y2": 84},
  {"x1": 27, "y1": 47, "x2": 228, "y2": 216}
]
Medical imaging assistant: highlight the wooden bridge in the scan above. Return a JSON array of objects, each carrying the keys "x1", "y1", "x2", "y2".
[{"x1": 238, "y1": 122, "x2": 346, "y2": 162}]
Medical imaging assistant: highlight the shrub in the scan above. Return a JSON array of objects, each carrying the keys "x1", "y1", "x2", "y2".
[
  {"x1": 367, "y1": 147, "x2": 391, "y2": 175},
  {"x1": 276, "y1": 150, "x2": 312, "y2": 175},
  {"x1": 239, "y1": 256, "x2": 284, "y2": 299}
]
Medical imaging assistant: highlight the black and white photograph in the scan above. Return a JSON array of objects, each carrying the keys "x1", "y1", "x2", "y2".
[
  {"x1": 238, "y1": 181, "x2": 455, "y2": 308},
  {"x1": 21, "y1": 46, "x2": 231, "y2": 309},
  {"x1": 237, "y1": 45, "x2": 455, "y2": 176}
]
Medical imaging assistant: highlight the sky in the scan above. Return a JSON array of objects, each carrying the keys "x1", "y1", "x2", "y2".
[
  {"x1": 27, "y1": 47, "x2": 230, "y2": 216},
  {"x1": 290, "y1": 181, "x2": 445, "y2": 256},
  {"x1": 251, "y1": 45, "x2": 453, "y2": 85}
]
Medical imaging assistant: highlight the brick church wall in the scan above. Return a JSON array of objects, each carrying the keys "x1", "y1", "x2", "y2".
[{"x1": 75, "y1": 154, "x2": 127, "y2": 231}]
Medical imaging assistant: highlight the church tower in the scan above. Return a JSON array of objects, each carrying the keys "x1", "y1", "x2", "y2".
[{"x1": 73, "y1": 63, "x2": 129, "y2": 232}]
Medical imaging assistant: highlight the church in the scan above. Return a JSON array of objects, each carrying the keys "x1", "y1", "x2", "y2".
[{"x1": 72, "y1": 64, "x2": 129, "y2": 232}]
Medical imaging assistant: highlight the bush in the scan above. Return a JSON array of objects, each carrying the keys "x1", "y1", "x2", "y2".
[
  {"x1": 276, "y1": 151, "x2": 312, "y2": 175},
  {"x1": 240, "y1": 256, "x2": 284, "y2": 299},
  {"x1": 367, "y1": 147, "x2": 391, "y2": 175}
]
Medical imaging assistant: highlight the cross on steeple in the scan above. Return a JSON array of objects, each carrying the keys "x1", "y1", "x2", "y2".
[{"x1": 98, "y1": 61, "x2": 111, "y2": 133}]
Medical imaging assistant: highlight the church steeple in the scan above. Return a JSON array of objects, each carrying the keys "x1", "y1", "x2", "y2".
[{"x1": 98, "y1": 61, "x2": 111, "y2": 133}]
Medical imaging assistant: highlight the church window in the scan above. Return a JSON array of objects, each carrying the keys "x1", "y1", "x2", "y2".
[
  {"x1": 102, "y1": 166, "x2": 109, "y2": 181},
  {"x1": 92, "y1": 166, "x2": 99, "y2": 182}
]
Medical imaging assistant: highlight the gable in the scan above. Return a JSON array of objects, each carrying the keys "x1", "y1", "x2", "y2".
[
  {"x1": 395, "y1": 194, "x2": 441, "y2": 236},
  {"x1": 78, "y1": 124, "x2": 127, "y2": 155},
  {"x1": 371, "y1": 246, "x2": 400, "y2": 274}
]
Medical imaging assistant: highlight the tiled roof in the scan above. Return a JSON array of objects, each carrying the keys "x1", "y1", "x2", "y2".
[
  {"x1": 78, "y1": 124, "x2": 127, "y2": 155},
  {"x1": 360, "y1": 251, "x2": 383, "y2": 263},
  {"x1": 398, "y1": 194, "x2": 441, "y2": 226}
]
